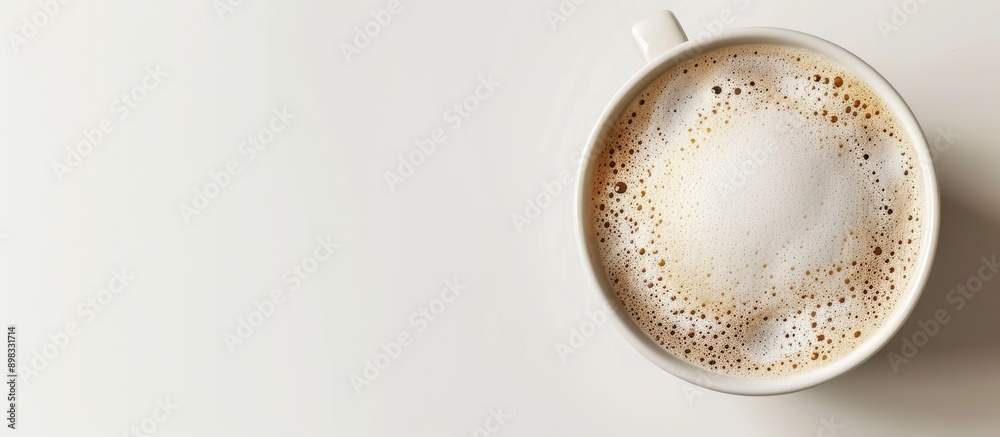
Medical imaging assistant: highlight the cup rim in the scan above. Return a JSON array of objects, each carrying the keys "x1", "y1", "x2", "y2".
[{"x1": 574, "y1": 26, "x2": 940, "y2": 396}]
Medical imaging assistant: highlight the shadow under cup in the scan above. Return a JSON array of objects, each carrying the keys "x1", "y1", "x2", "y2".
[{"x1": 574, "y1": 27, "x2": 940, "y2": 396}]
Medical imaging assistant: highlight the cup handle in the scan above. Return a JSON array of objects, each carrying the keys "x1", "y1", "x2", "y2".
[{"x1": 632, "y1": 11, "x2": 689, "y2": 63}]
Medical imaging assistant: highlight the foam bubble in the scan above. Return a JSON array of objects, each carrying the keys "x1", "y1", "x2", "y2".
[{"x1": 590, "y1": 44, "x2": 925, "y2": 378}]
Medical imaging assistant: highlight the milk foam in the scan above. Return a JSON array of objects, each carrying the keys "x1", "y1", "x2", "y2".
[{"x1": 590, "y1": 44, "x2": 925, "y2": 378}]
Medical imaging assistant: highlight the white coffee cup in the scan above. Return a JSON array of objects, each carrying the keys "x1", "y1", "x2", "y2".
[{"x1": 574, "y1": 11, "x2": 940, "y2": 395}]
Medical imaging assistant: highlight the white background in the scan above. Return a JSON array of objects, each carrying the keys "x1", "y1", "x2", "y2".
[{"x1": 1, "y1": 0, "x2": 998, "y2": 435}]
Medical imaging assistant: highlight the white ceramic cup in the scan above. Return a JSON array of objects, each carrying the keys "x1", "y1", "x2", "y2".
[{"x1": 574, "y1": 11, "x2": 940, "y2": 395}]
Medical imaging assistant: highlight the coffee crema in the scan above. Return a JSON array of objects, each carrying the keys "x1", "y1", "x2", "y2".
[{"x1": 590, "y1": 44, "x2": 925, "y2": 378}]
